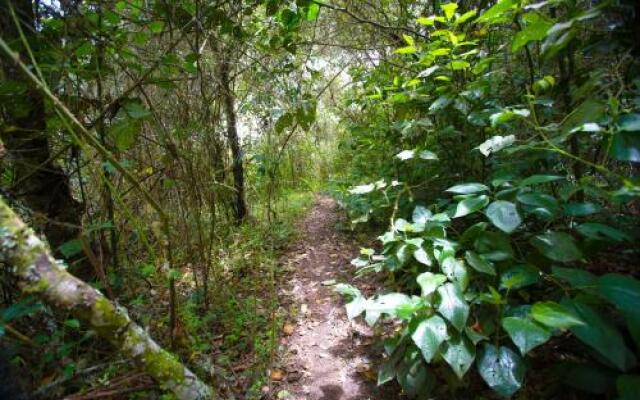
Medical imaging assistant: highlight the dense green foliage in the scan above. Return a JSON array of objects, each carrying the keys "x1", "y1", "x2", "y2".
[
  {"x1": 1, "y1": 0, "x2": 639, "y2": 398},
  {"x1": 334, "y1": 0, "x2": 640, "y2": 398}
]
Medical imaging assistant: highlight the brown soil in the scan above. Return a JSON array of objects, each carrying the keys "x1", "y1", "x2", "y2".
[{"x1": 273, "y1": 195, "x2": 398, "y2": 400}]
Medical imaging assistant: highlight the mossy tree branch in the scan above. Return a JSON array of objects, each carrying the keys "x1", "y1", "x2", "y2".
[{"x1": 0, "y1": 197, "x2": 212, "y2": 400}]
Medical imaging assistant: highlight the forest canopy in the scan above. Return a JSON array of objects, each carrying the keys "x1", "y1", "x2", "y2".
[{"x1": 0, "y1": 0, "x2": 639, "y2": 399}]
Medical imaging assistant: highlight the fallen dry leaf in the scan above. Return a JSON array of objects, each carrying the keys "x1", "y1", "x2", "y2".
[
  {"x1": 270, "y1": 368, "x2": 285, "y2": 381},
  {"x1": 283, "y1": 322, "x2": 295, "y2": 335}
]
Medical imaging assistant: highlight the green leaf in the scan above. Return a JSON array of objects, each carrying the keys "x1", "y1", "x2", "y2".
[
  {"x1": 64, "y1": 319, "x2": 81, "y2": 329},
  {"x1": 517, "y1": 192, "x2": 560, "y2": 219},
  {"x1": 502, "y1": 317, "x2": 551, "y2": 355},
  {"x1": 530, "y1": 231, "x2": 583, "y2": 262},
  {"x1": 563, "y1": 202, "x2": 601, "y2": 217},
  {"x1": 414, "y1": 248, "x2": 433, "y2": 266},
  {"x1": 477, "y1": 0, "x2": 517, "y2": 23},
  {"x1": 124, "y1": 101, "x2": 151, "y2": 119},
  {"x1": 512, "y1": 12, "x2": 552, "y2": 51},
  {"x1": 441, "y1": 3, "x2": 458, "y2": 20},
  {"x1": 531, "y1": 301, "x2": 584, "y2": 329},
  {"x1": 453, "y1": 195, "x2": 490, "y2": 218},
  {"x1": 518, "y1": 174, "x2": 564, "y2": 187},
  {"x1": 396, "y1": 149, "x2": 415, "y2": 160},
  {"x1": 442, "y1": 334, "x2": 476, "y2": 379},
  {"x1": 306, "y1": 2, "x2": 320, "y2": 21},
  {"x1": 618, "y1": 113, "x2": 640, "y2": 131},
  {"x1": 500, "y1": 264, "x2": 539, "y2": 290},
  {"x1": 437, "y1": 283, "x2": 469, "y2": 331},
  {"x1": 419, "y1": 150, "x2": 438, "y2": 160},
  {"x1": 610, "y1": 131, "x2": 640, "y2": 162},
  {"x1": 446, "y1": 183, "x2": 490, "y2": 194},
  {"x1": 108, "y1": 119, "x2": 140, "y2": 151},
  {"x1": 464, "y1": 251, "x2": 496, "y2": 275},
  {"x1": 441, "y1": 257, "x2": 469, "y2": 291},
  {"x1": 335, "y1": 283, "x2": 362, "y2": 299},
  {"x1": 402, "y1": 34, "x2": 415, "y2": 46},
  {"x1": 58, "y1": 239, "x2": 83, "y2": 258},
  {"x1": 450, "y1": 60, "x2": 470, "y2": 70},
  {"x1": 149, "y1": 21, "x2": 165, "y2": 33},
  {"x1": 455, "y1": 10, "x2": 477, "y2": 25},
  {"x1": 412, "y1": 315, "x2": 449, "y2": 362},
  {"x1": 478, "y1": 344, "x2": 525, "y2": 397},
  {"x1": 412, "y1": 205, "x2": 432, "y2": 224},
  {"x1": 429, "y1": 94, "x2": 453, "y2": 112},
  {"x1": 563, "y1": 299, "x2": 636, "y2": 371},
  {"x1": 417, "y1": 272, "x2": 447, "y2": 296},
  {"x1": 576, "y1": 223, "x2": 632, "y2": 242},
  {"x1": 596, "y1": 274, "x2": 640, "y2": 316},
  {"x1": 474, "y1": 230, "x2": 514, "y2": 261},
  {"x1": 395, "y1": 45, "x2": 417, "y2": 54},
  {"x1": 368, "y1": 293, "x2": 413, "y2": 318},
  {"x1": 346, "y1": 297, "x2": 368, "y2": 320},
  {"x1": 551, "y1": 266, "x2": 596, "y2": 289},
  {"x1": 477, "y1": 135, "x2": 516, "y2": 155},
  {"x1": 486, "y1": 201, "x2": 522, "y2": 233}
]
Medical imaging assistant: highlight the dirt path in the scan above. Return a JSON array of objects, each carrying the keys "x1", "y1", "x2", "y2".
[{"x1": 275, "y1": 196, "x2": 395, "y2": 400}]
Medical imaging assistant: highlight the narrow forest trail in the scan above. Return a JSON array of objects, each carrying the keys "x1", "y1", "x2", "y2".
[{"x1": 275, "y1": 195, "x2": 396, "y2": 400}]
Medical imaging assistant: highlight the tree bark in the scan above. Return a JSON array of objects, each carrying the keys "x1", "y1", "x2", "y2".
[
  {"x1": 219, "y1": 57, "x2": 247, "y2": 223},
  {"x1": 0, "y1": 197, "x2": 213, "y2": 400},
  {"x1": 0, "y1": 0, "x2": 83, "y2": 255}
]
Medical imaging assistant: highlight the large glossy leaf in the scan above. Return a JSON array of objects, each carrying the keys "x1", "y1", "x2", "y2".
[
  {"x1": 512, "y1": 12, "x2": 552, "y2": 51},
  {"x1": 416, "y1": 272, "x2": 446, "y2": 296},
  {"x1": 563, "y1": 299, "x2": 636, "y2": 371},
  {"x1": 412, "y1": 205, "x2": 432, "y2": 224},
  {"x1": 500, "y1": 264, "x2": 539, "y2": 290},
  {"x1": 441, "y1": 257, "x2": 469, "y2": 290},
  {"x1": 446, "y1": 183, "x2": 490, "y2": 194},
  {"x1": 108, "y1": 119, "x2": 140, "y2": 151},
  {"x1": 518, "y1": 174, "x2": 564, "y2": 187},
  {"x1": 474, "y1": 231, "x2": 514, "y2": 261},
  {"x1": 575, "y1": 223, "x2": 632, "y2": 242},
  {"x1": 478, "y1": 344, "x2": 525, "y2": 397},
  {"x1": 477, "y1": 135, "x2": 516, "y2": 156},
  {"x1": 411, "y1": 315, "x2": 449, "y2": 362},
  {"x1": 610, "y1": 131, "x2": 640, "y2": 162},
  {"x1": 563, "y1": 201, "x2": 601, "y2": 217},
  {"x1": 465, "y1": 251, "x2": 496, "y2": 275},
  {"x1": 530, "y1": 231, "x2": 583, "y2": 262},
  {"x1": 437, "y1": 283, "x2": 469, "y2": 331},
  {"x1": 454, "y1": 195, "x2": 490, "y2": 218},
  {"x1": 502, "y1": 317, "x2": 551, "y2": 355},
  {"x1": 618, "y1": 113, "x2": 640, "y2": 131},
  {"x1": 551, "y1": 266, "x2": 596, "y2": 289},
  {"x1": 517, "y1": 191, "x2": 560, "y2": 219},
  {"x1": 596, "y1": 274, "x2": 640, "y2": 317},
  {"x1": 441, "y1": 2, "x2": 458, "y2": 20},
  {"x1": 414, "y1": 247, "x2": 433, "y2": 266},
  {"x1": 477, "y1": 0, "x2": 517, "y2": 23},
  {"x1": 442, "y1": 334, "x2": 476, "y2": 379},
  {"x1": 531, "y1": 301, "x2": 584, "y2": 329},
  {"x1": 486, "y1": 201, "x2": 522, "y2": 233}
]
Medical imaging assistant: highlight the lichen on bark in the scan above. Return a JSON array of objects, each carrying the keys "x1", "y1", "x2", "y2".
[{"x1": 0, "y1": 198, "x2": 213, "y2": 400}]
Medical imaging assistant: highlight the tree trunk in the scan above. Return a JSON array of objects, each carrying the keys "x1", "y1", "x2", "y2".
[
  {"x1": 219, "y1": 58, "x2": 247, "y2": 223},
  {"x1": 0, "y1": 0, "x2": 83, "y2": 256},
  {"x1": 0, "y1": 197, "x2": 213, "y2": 400}
]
